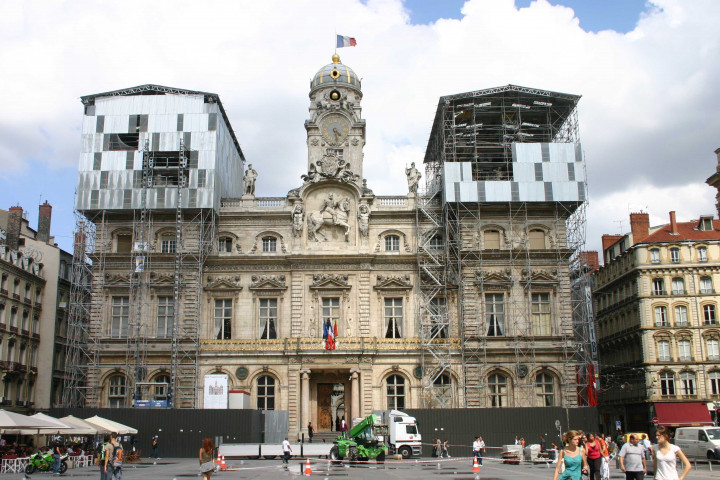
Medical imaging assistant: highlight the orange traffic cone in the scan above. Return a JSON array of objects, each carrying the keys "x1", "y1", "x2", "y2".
[
  {"x1": 304, "y1": 458, "x2": 312, "y2": 476},
  {"x1": 472, "y1": 456, "x2": 480, "y2": 472},
  {"x1": 216, "y1": 452, "x2": 221, "y2": 464},
  {"x1": 221, "y1": 454, "x2": 227, "y2": 470}
]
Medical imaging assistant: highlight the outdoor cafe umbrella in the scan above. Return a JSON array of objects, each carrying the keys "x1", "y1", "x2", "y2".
[
  {"x1": 0, "y1": 409, "x2": 59, "y2": 430},
  {"x1": 12, "y1": 413, "x2": 73, "y2": 435},
  {"x1": 58, "y1": 415, "x2": 109, "y2": 435},
  {"x1": 84, "y1": 416, "x2": 138, "y2": 435}
]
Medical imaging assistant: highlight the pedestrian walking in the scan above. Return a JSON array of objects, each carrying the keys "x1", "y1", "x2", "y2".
[
  {"x1": 52, "y1": 441, "x2": 62, "y2": 475},
  {"x1": 584, "y1": 433, "x2": 607, "y2": 480},
  {"x1": 282, "y1": 436, "x2": 292, "y2": 465},
  {"x1": 641, "y1": 434, "x2": 652, "y2": 462},
  {"x1": 308, "y1": 422, "x2": 314, "y2": 443},
  {"x1": 151, "y1": 436, "x2": 159, "y2": 459},
  {"x1": 105, "y1": 433, "x2": 123, "y2": 480},
  {"x1": 441, "y1": 439, "x2": 451, "y2": 458},
  {"x1": 99, "y1": 435, "x2": 112, "y2": 480},
  {"x1": 473, "y1": 436, "x2": 486, "y2": 465},
  {"x1": 433, "y1": 437, "x2": 441, "y2": 457},
  {"x1": 514, "y1": 435, "x2": 520, "y2": 445},
  {"x1": 619, "y1": 434, "x2": 647, "y2": 480},
  {"x1": 652, "y1": 426, "x2": 691, "y2": 480},
  {"x1": 199, "y1": 438, "x2": 215, "y2": 479},
  {"x1": 540, "y1": 434, "x2": 547, "y2": 452},
  {"x1": 553, "y1": 430, "x2": 589, "y2": 480},
  {"x1": 520, "y1": 437, "x2": 526, "y2": 448}
]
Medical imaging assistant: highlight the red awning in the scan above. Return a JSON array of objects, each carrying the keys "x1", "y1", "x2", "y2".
[{"x1": 655, "y1": 402, "x2": 714, "y2": 426}]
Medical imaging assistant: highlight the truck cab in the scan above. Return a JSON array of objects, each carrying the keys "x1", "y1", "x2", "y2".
[{"x1": 376, "y1": 409, "x2": 422, "y2": 458}]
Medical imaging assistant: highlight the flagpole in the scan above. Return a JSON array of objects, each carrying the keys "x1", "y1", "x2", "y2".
[{"x1": 334, "y1": 29, "x2": 337, "y2": 54}]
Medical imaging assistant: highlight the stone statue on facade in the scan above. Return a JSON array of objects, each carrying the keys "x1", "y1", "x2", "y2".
[
  {"x1": 301, "y1": 152, "x2": 360, "y2": 185},
  {"x1": 405, "y1": 162, "x2": 421, "y2": 194},
  {"x1": 244, "y1": 164, "x2": 258, "y2": 195},
  {"x1": 292, "y1": 203, "x2": 304, "y2": 238},
  {"x1": 308, "y1": 194, "x2": 351, "y2": 242},
  {"x1": 358, "y1": 203, "x2": 370, "y2": 237}
]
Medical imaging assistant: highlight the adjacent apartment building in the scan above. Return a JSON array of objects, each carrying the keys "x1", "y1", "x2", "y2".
[{"x1": 595, "y1": 152, "x2": 720, "y2": 432}]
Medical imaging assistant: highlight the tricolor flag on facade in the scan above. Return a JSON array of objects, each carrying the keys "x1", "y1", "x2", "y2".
[
  {"x1": 336, "y1": 35, "x2": 357, "y2": 48},
  {"x1": 323, "y1": 319, "x2": 338, "y2": 350}
]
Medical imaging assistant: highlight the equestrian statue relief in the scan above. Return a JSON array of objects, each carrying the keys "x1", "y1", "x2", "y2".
[{"x1": 308, "y1": 193, "x2": 352, "y2": 242}]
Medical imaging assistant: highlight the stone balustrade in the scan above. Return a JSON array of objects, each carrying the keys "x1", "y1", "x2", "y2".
[{"x1": 201, "y1": 337, "x2": 459, "y2": 352}]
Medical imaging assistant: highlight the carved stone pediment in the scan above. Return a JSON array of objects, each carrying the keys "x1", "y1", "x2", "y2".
[
  {"x1": 521, "y1": 269, "x2": 558, "y2": 288},
  {"x1": 249, "y1": 275, "x2": 288, "y2": 292},
  {"x1": 205, "y1": 275, "x2": 243, "y2": 292},
  {"x1": 373, "y1": 274, "x2": 412, "y2": 292},
  {"x1": 104, "y1": 273, "x2": 130, "y2": 283},
  {"x1": 310, "y1": 274, "x2": 350, "y2": 291},
  {"x1": 150, "y1": 272, "x2": 175, "y2": 284},
  {"x1": 475, "y1": 269, "x2": 512, "y2": 289}
]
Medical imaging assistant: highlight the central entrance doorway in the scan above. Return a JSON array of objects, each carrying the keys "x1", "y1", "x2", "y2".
[{"x1": 317, "y1": 383, "x2": 345, "y2": 431}]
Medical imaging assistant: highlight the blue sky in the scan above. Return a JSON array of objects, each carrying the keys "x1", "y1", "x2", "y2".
[{"x1": 0, "y1": 0, "x2": 718, "y2": 257}]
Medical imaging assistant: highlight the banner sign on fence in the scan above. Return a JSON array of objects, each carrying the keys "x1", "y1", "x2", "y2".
[{"x1": 203, "y1": 374, "x2": 228, "y2": 409}]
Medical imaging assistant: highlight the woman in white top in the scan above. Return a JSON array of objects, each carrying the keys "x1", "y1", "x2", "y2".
[{"x1": 652, "y1": 426, "x2": 691, "y2": 480}]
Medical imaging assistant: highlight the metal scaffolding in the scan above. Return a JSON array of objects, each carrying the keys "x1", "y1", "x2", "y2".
[{"x1": 418, "y1": 85, "x2": 595, "y2": 408}]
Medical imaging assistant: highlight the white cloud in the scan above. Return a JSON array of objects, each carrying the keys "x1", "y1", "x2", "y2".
[{"x1": 1, "y1": 0, "x2": 719, "y2": 254}]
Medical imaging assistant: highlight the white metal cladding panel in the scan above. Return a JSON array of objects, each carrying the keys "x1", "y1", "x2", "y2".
[
  {"x1": 514, "y1": 163, "x2": 536, "y2": 182},
  {"x1": 148, "y1": 114, "x2": 178, "y2": 133},
  {"x1": 459, "y1": 182, "x2": 478, "y2": 201},
  {"x1": 104, "y1": 114, "x2": 129, "y2": 133},
  {"x1": 101, "y1": 151, "x2": 125, "y2": 171},
  {"x1": 549, "y1": 143, "x2": 576, "y2": 163},
  {"x1": 214, "y1": 112, "x2": 244, "y2": 199},
  {"x1": 515, "y1": 143, "x2": 542, "y2": 163},
  {"x1": 94, "y1": 95, "x2": 207, "y2": 116},
  {"x1": 82, "y1": 117, "x2": 96, "y2": 134},
  {"x1": 484, "y1": 181, "x2": 512, "y2": 201},
  {"x1": 81, "y1": 134, "x2": 94, "y2": 154},
  {"x1": 78, "y1": 153, "x2": 93, "y2": 171},
  {"x1": 519, "y1": 182, "x2": 545, "y2": 201},
  {"x1": 444, "y1": 163, "x2": 463, "y2": 183},
  {"x1": 462, "y1": 162, "x2": 472, "y2": 180},
  {"x1": 198, "y1": 150, "x2": 216, "y2": 170},
  {"x1": 542, "y1": 163, "x2": 570, "y2": 182},
  {"x1": 193, "y1": 130, "x2": 217, "y2": 152},
  {"x1": 444, "y1": 180, "x2": 456, "y2": 202},
  {"x1": 552, "y1": 182, "x2": 580, "y2": 201},
  {"x1": 574, "y1": 163, "x2": 586, "y2": 182}
]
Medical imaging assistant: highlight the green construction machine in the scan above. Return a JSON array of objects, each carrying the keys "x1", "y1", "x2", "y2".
[{"x1": 329, "y1": 414, "x2": 389, "y2": 462}]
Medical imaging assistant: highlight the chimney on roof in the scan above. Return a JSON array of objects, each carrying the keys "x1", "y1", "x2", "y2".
[
  {"x1": 581, "y1": 251, "x2": 599, "y2": 270},
  {"x1": 669, "y1": 211, "x2": 678, "y2": 235},
  {"x1": 6, "y1": 206, "x2": 23, "y2": 251},
  {"x1": 630, "y1": 212, "x2": 650, "y2": 245},
  {"x1": 37, "y1": 201, "x2": 52, "y2": 243},
  {"x1": 602, "y1": 234, "x2": 623, "y2": 251}
]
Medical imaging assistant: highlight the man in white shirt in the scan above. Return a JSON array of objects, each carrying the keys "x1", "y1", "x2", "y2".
[
  {"x1": 473, "y1": 436, "x2": 486, "y2": 465},
  {"x1": 641, "y1": 435, "x2": 652, "y2": 461},
  {"x1": 282, "y1": 436, "x2": 292, "y2": 465},
  {"x1": 619, "y1": 434, "x2": 647, "y2": 480}
]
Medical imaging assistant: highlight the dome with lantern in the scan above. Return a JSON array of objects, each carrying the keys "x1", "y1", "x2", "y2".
[{"x1": 311, "y1": 54, "x2": 361, "y2": 93}]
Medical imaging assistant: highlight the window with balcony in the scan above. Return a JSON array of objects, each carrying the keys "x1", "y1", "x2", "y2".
[
  {"x1": 670, "y1": 247, "x2": 680, "y2": 263},
  {"x1": 679, "y1": 371, "x2": 696, "y2": 395},
  {"x1": 652, "y1": 278, "x2": 665, "y2": 295},
  {"x1": 671, "y1": 277, "x2": 685, "y2": 295},
  {"x1": 709, "y1": 371, "x2": 720, "y2": 396},
  {"x1": 259, "y1": 298, "x2": 277, "y2": 339},
  {"x1": 657, "y1": 340, "x2": 671, "y2": 361},
  {"x1": 678, "y1": 339, "x2": 692, "y2": 361},
  {"x1": 485, "y1": 293, "x2": 505, "y2": 336},
  {"x1": 650, "y1": 249, "x2": 661, "y2": 264},
  {"x1": 698, "y1": 246, "x2": 708, "y2": 262},
  {"x1": 704, "y1": 304, "x2": 717, "y2": 325},
  {"x1": 214, "y1": 299, "x2": 232, "y2": 339},
  {"x1": 654, "y1": 306, "x2": 668, "y2": 327},
  {"x1": 674, "y1": 305, "x2": 689, "y2": 326},
  {"x1": 659, "y1": 371, "x2": 675, "y2": 396},
  {"x1": 707, "y1": 339, "x2": 720, "y2": 361},
  {"x1": 384, "y1": 298, "x2": 403, "y2": 338},
  {"x1": 700, "y1": 276, "x2": 713, "y2": 294}
]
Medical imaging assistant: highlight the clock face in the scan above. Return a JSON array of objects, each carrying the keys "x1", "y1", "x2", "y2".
[{"x1": 321, "y1": 115, "x2": 350, "y2": 144}]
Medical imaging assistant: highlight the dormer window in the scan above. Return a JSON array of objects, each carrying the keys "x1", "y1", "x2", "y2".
[{"x1": 699, "y1": 216, "x2": 714, "y2": 231}]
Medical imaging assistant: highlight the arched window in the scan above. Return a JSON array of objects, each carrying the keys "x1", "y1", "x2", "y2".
[
  {"x1": 528, "y1": 229, "x2": 546, "y2": 249},
  {"x1": 385, "y1": 235, "x2": 400, "y2": 252},
  {"x1": 654, "y1": 306, "x2": 668, "y2": 327},
  {"x1": 677, "y1": 339, "x2": 692, "y2": 361},
  {"x1": 108, "y1": 375, "x2": 126, "y2": 408},
  {"x1": 706, "y1": 338, "x2": 720, "y2": 360},
  {"x1": 698, "y1": 246, "x2": 708, "y2": 262},
  {"x1": 484, "y1": 230, "x2": 501, "y2": 249},
  {"x1": 700, "y1": 276, "x2": 714, "y2": 294},
  {"x1": 386, "y1": 375, "x2": 406, "y2": 409},
  {"x1": 652, "y1": 278, "x2": 665, "y2": 295},
  {"x1": 433, "y1": 374, "x2": 452, "y2": 405},
  {"x1": 703, "y1": 304, "x2": 717, "y2": 325},
  {"x1": 153, "y1": 374, "x2": 171, "y2": 401},
  {"x1": 218, "y1": 236, "x2": 233, "y2": 253},
  {"x1": 535, "y1": 373, "x2": 555, "y2": 406},
  {"x1": 670, "y1": 247, "x2": 680, "y2": 263},
  {"x1": 657, "y1": 340, "x2": 670, "y2": 361},
  {"x1": 488, "y1": 373, "x2": 508, "y2": 407},
  {"x1": 659, "y1": 371, "x2": 675, "y2": 396},
  {"x1": 674, "y1": 305, "x2": 689, "y2": 326},
  {"x1": 709, "y1": 371, "x2": 720, "y2": 395},
  {"x1": 257, "y1": 376, "x2": 275, "y2": 410},
  {"x1": 679, "y1": 371, "x2": 696, "y2": 395},
  {"x1": 262, "y1": 236, "x2": 277, "y2": 253},
  {"x1": 671, "y1": 277, "x2": 685, "y2": 295}
]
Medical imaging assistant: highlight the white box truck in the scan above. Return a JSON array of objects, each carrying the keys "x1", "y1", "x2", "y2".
[{"x1": 374, "y1": 409, "x2": 422, "y2": 458}]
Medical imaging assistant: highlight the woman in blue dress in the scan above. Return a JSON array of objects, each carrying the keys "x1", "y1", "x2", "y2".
[{"x1": 554, "y1": 430, "x2": 590, "y2": 480}]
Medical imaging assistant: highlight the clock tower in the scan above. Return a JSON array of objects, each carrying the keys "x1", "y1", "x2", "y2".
[{"x1": 305, "y1": 54, "x2": 365, "y2": 184}]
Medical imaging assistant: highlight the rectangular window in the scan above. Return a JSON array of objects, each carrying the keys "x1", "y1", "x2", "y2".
[
  {"x1": 680, "y1": 373, "x2": 696, "y2": 395},
  {"x1": 484, "y1": 230, "x2": 501, "y2": 249},
  {"x1": 704, "y1": 305, "x2": 717, "y2": 325},
  {"x1": 651, "y1": 249, "x2": 660, "y2": 264},
  {"x1": 531, "y1": 293, "x2": 551, "y2": 335},
  {"x1": 384, "y1": 298, "x2": 403, "y2": 338},
  {"x1": 655, "y1": 306, "x2": 668, "y2": 327},
  {"x1": 670, "y1": 248, "x2": 680, "y2": 263},
  {"x1": 674, "y1": 306, "x2": 688, "y2": 326},
  {"x1": 322, "y1": 298, "x2": 340, "y2": 332},
  {"x1": 707, "y1": 339, "x2": 720, "y2": 360},
  {"x1": 657, "y1": 341, "x2": 670, "y2": 361},
  {"x1": 259, "y1": 298, "x2": 278, "y2": 339},
  {"x1": 214, "y1": 299, "x2": 232, "y2": 339},
  {"x1": 104, "y1": 133, "x2": 140, "y2": 151},
  {"x1": 710, "y1": 373, "x2": 720, "y2": 395},
  {"x1": 678, "y1": 340, "x2": 692, "y2": 361},
  {"x1": 485, "y1": 293, "x2": 505, "y2": 336},
  {"x1": 262, "y1": 237, "x2": 277, "y2": 253},
  {"x1": 652, "y1": 278, "x2": 665, "y2": 295},
  {"x1": 111, "y1": 296, "x2": 129, "y2": 338},
  {"x1": 660, "y1": 374, "x2": 675, "y2": 396},
  {"x1": 672, "y1": 278, "x2": 685, "y2": 295},
  {"x1": 698, "y1": 247, "x2": 708, "y2": 262},
  {"x1": 156, "y1": 296, "x2": 174, "y2": 338},
  {"x1": 161, "y1": 236, "x2": 177, "y2": 254}
]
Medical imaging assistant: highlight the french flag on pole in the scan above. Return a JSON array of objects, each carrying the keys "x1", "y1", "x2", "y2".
[
  {"x1": 336, "y1": 34, "x2": 357, "y2": 48},
  {"x1": 323, "y1": 319, "x2": 338, "y2": 350}
]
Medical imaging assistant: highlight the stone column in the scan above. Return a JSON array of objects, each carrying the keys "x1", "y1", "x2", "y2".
[
  {"x1": 350, "y1": 369, "x2": 360, "y2": 421},
  {"x1": 301, "y1": 369, "x2": 310, "y2": 440}
]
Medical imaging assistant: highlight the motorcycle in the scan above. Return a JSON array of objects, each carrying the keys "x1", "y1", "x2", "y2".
[{"x1": 25, "y1": 451, "x2": 68, "y2": 474}]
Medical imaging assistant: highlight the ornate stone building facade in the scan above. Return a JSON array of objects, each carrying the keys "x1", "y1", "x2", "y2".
[{"x1": 74, "y1": 55, "x2": 590, "y2": 439}]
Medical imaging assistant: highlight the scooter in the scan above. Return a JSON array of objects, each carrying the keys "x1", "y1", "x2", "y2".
[{"x1": 25, "y1": 451, "x2": 68, "y2": 474}]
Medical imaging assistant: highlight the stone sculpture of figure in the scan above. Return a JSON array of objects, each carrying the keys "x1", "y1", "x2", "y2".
[
  {"x1": 292, "y1": 203, "x2": 304, "y2": 238},
  {"x1": 358, "y1": 203, "x2": 370, "y2": 237},
  {"x1": 320, "y1": 193, "x2": 338, "y2": 222},
  {"x1": 308, "y1": 195, "x2": 351, "y2": 242},
  {"x1": 405, "y1": 162, "x2": 421, "y2": 194},
  {"x1": 244, "y1": 164, "x2": 258, "y2": 195}
]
